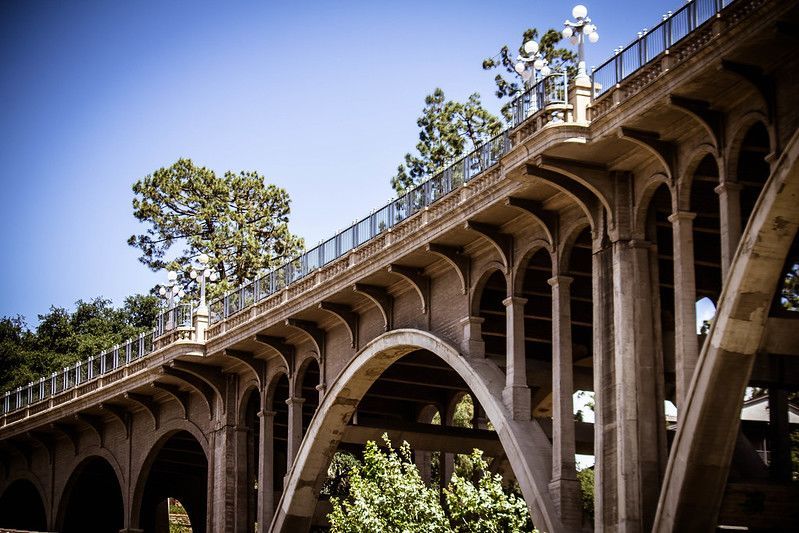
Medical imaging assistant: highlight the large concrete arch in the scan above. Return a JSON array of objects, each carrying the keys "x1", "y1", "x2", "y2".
[
  {"x1": 130, "y1": 424, "x2": 210, "y2": 531},
  {"x1": 55, "y1": 448, "x2": 127, "y2": 531},
  {"x1": 653, "y1": 129, "x2": 799, "y2": 531},
  {"x1": 270, "y1": 328, "x2": 563, "y2": 533},
  {"x1": 0, "y1": 473, "x2": 49, "y2": 530}
]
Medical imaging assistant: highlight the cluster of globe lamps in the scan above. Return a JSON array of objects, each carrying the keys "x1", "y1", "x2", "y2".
[
  {"x1": 159, "y1": 253, "x2": 218, "y2": 310},
  {"x1": 514, "y1": 4, "x2": 599, "y2": 86}
]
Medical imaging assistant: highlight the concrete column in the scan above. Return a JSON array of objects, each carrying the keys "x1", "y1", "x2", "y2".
[
  {"x1": 502, "y1": 296, "x2": 530, "y2": 420},
  {"x1": 592, "y1": 242, "x2": 618, "y2": 532},
  {"x1": 768, "y1": 387, "x2": 791, "y2": 482},
  {"x1": 209, "y1": 374, "x2": 239, "y2": 533},
  {"x1": 286, "y1": 397, "x2": 305, "y2": 465},
  {"x1": 257, "y1": 409, "x2": 276, "y2": 531},
  {"x1": 193, "y1": 304, "x2": 209, "y2": 342},
  {"x1": 611, "y1": 239, "x2": 667, "y2": 533},
  {"x1": 460, "y1": 316, "x2": 485, "y2": 358},
  {"x1": 210, "y1": 424, "x2": 238, "y2": 532},
  {"x1": 715, "y1": 181, "x2": 743, "y2": 278},
  {"x1": 668, "y1": 211, "x2": 699, "y2": 413},
  {"x1": 415, "y1": 450, "x2": 433, "y2": 484},
  {"x1": 547, "y1": 275, "x2": 581, "y2": 529}
]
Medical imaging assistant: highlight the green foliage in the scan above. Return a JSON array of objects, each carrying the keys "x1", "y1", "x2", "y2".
[
  {"x1": 129, "y1": 158, "x2": 304, "y2": 298},
  {"x1": 444, "y1": 450, "x2": 532, "y2": 532},
  {"x1": 791, "y1": 430, "x2": 799, "y2": 482},
  {"x1": 577, "y1": 467, "x2": 595, "y2": 521},
  {"x1": 328, "y1": 436, "x2": 535, "y2": 532},
  {"x1": 0, "y1": 295, "x2": 159, "y2": 391},
  {"x1": 482, "y1": 28, "x2": 576, "y2": 122},
  {"x1": 391, "y1": 90, "x2": 502, "y2": 195},
  {"x1": 782, "y1": 263, "x2": 799, "y2": 311},
  {"x1": 329, "y1": 436, "x2": 450, "y2": 533}
]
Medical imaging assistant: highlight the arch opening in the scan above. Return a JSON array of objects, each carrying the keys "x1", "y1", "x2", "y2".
[
  {"x1": 271, "y1": 373, "x2": 290, "y2": 510},
  {"x1": 59, "y1": 456, "x2": 124, "y2": 533},
  {"x1": 272, "y1": 329, "x2": 564, "y2": 533},
  {"x1": 0, "y1": 478, "x2": 47, "y2": 531},
  {"x1": 241, "y1": 388, "x2": 260, "y2": 533},
  {"x1": 137, "y1": 430, "x2": 208, "y2": 533},
  {"x1": 477, "y1": 270, "x2": 508, "y2": 369},
  {"x1": 690, "y1": 154, "x2": 723, "y2": 303},
  {"x1": 298, "y1": 358, "x2": 321, "y2": 435}
]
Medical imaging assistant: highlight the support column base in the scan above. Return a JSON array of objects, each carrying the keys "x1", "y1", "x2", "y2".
[
  {"x1": 502, "y1": 386, "x2": 531, "y2": 421},
  {"x1": 549, "y1": 476, "x2": 583, "y2": 530}
]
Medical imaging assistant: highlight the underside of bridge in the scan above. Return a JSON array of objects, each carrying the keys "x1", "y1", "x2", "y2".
[{"x1": 2, "y1": 1, "x2": 799, "y2": 532}]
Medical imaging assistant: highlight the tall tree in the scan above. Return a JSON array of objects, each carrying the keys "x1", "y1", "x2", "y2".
[
  {"x1": 482, "y1": 28, "x2": 575, "y2": 122},
  {"x1": 129, "y1": 158, "x2": 304, "y2": 297},
  {"x1": 392, "y1": 90, "x2": 502, "y2": 195}
]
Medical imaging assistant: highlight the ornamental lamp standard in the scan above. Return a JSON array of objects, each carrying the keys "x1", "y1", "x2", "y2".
[
  {"x1": 562, "y1": 4, "x2": 599, "y2": 82},
  {"x1": 514, "y1": 39, "x2": 552, "y2": 88},
  {"x1": 158, "y1": 270, "x2": 184, "y2": 310},
  {"x1": 189, "y1": 253, "x2": 219, "y2": 310}
]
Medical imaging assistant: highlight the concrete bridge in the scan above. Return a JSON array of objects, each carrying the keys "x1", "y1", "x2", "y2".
[{"x1": 1, "y1": 0, "x2": 799, "y2": 531}]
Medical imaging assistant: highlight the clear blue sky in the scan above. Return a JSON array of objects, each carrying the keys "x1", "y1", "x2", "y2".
[{"x1": 1, "y1": 0, "x2": 678, "y2": 324}]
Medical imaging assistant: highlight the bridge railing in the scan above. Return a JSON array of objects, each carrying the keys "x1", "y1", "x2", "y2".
[
  {"x1": 1, "y1": 303, "x2": 193, "y2": 416},
  {"x1": 591, "y1": 0, "x2": 734, "y2": 98},
  {"x1": 209, "y1": 72, "x2": 569, "y2": 325}
]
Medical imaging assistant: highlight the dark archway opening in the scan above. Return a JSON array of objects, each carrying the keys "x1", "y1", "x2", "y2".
[
  {"x1": 691, "y1": 154, "x2": 723, "y2": 304},
  {"x1": 138, "y1": 431, "x2": 208, "y2": 533},
  {"x1": 60, "y1": 456, "x2": 124, "y2": 533},
  {"x1": 272, "y1": 373, "x2": 290, "y2": 510},
  {"x1": 299, "y1": 358, "x2": 321, "y2": 434},
  {"x1": 0, "y1": 479, "x2": 47, "y2": 531},
  {"x1": 478, "y1": 270, "x2": 508, "y2": 368},
  {"x1": 737, "y1": 122, "x2": 771, "y2": 229},
  {"x1": 519, "y1": 248, "x2": 553, "y2": 417},
  {"x1": 242, "y1": 389, "x2": 260, "y2": 533}
]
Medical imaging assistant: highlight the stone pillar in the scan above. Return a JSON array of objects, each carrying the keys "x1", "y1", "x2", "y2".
[
  {"x1": 502, "y1": 296, "x2": 530, "y2": 420},
  {"x1": 415, "y1": 450, "x2": 433, "y2": 484},
  {"x1": 208, "y1": 374, "x2": 239, "y2": 533},
  {"x1": 570, "y1": 75, "x2": 593, "y2": 124},
  {"x1": 669, "y1": 211, "x2": 699, "y2": 412},
  {"x1": 257, "y1": 408, "x2": 276, "y2": 531},
  {"x1": 715, "y1": 181, "x2": 743, "y2": 278},
  {"x1": 193, "y1": 304, "x2": 209, "y2": 342},
  {"x1": 592, "y1": 242, "x2": 618, "y2": 531},
  {"x1": 547, "y1": 275, "x2": 581, "y2": 529},
  {"x1": 286, "y1": 396, "x2": 305, "y2": 465},
  {"x1": 768, "y1": 387, "x2": 791, "y2": 482},
  {"x1": 460, "y1": 316, "x2": 485, "y2": 358},
  {"x1": 611, "y1": 238, "x2": 667, "y2": 533},
  {"x1": 210, "y1": 424, "x2": 238, "y2": 532}
]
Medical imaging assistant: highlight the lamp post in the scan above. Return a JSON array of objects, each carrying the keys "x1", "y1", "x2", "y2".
[
  {"x1": 189, "y1": 253, "x2": 218, "y2": 310},
  {"x1": 514, "y1": 39, "x2": 552, "y2": 88},
  {"x1": 562, "y1": 4, "x2": 599, "y2": 82},
  {"x1": 159, "y1": 270, "x2": 184, "y2": 310}
]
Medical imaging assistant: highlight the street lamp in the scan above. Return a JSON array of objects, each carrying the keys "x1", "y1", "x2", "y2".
[
  {"x1": 158, "y1": 270, "x2": 184, "y2": 310},
  {"x1": 562, "y1": 4, "x2": 599, "y2": 81},
  {"x1": 514, "y1": 39, "x2": 552, "y2": 88},
  {"x1": 189, "y1": 253, "x2": 218, "y2": 309}
]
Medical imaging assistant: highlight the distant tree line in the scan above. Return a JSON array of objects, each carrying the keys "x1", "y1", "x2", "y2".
[{"x1": 0, "y1": 295, "x2": 159, "y2": 391}]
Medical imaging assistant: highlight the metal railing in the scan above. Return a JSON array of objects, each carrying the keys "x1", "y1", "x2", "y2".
[
  {"x1": 1, "y1": 303, "x2": 193, "y2": 415},
  {"x1": 591, "y1": 0, "x2": 735, "y2": 97},
  {"x1": 209, "y1": 72, "x2": 569, "y2": 324}
]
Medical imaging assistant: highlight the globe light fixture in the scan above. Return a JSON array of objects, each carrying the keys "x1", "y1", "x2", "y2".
[
  {"x1": 514, "y1": 39, "x2": 552, "y2": 88},
  {"x1": 563, "y1": 4, "x2": 599, "y2": 81},
  {"x1": 190, "y1": 253, "x2": 218, "y2": 309}
]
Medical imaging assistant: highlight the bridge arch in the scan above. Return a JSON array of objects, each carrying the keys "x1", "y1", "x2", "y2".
[
  {"x1": 270, "y1": 328, "x2": 562, "y2": 532},
  {"x1": 0, "y1": 476, "x2": 48, "y2": 531},
  {"x1": 677, "y1": 143, "x2": 722, "y2": 211},
  {"x1": 725, "y1": 110, "x2": 774, "y2": 182},
  {"x1": 56, "y1": 449, "x2": 126, "y2": 533},
  {"x1": 653, "y1": 129, "x2": 799, "y2": 531},
  {"x1": 131, "y1": 427, "x2": 209, "y2": 532}
]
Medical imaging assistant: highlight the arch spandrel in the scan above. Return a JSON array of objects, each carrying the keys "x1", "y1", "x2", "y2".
[{"x1": 270, "y1": 329, "x2": 563, "y2": 533}]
